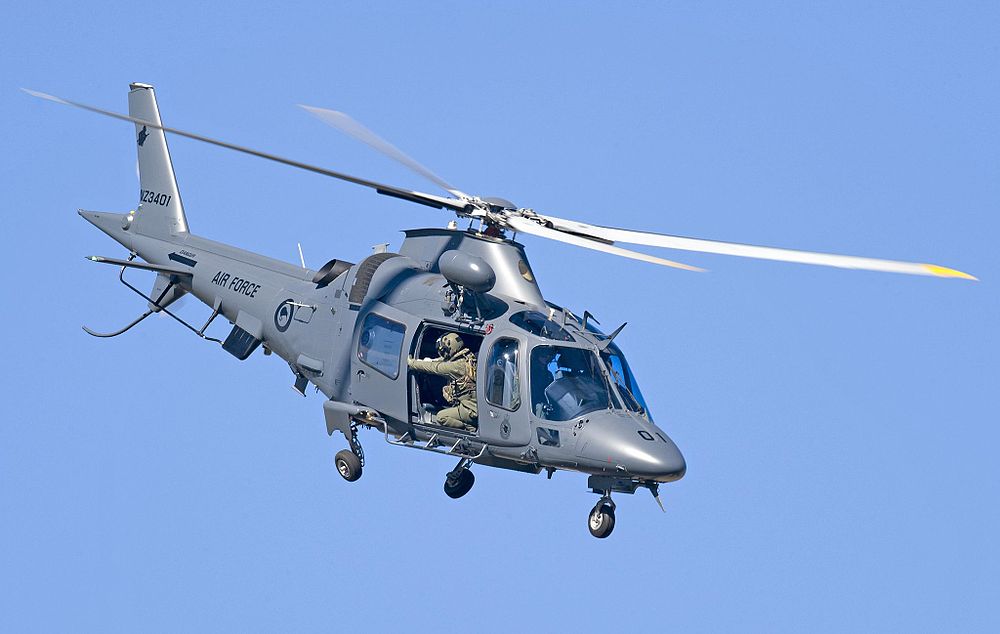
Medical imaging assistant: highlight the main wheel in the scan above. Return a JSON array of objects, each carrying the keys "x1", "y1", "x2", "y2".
[
  {"x1": 444, "y1": 469, "x2": 475, "y2": 499},
  {"x1": 588, "y1": 503, "x2": 616, "y2": 538},
  {"x1": 335, "y1": 449, "x2": 363, "y2": 482}
]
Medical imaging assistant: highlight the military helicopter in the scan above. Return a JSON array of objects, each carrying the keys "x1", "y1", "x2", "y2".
[{"x1": 26, "y1": 84, "x2": 975, "y2": 538}]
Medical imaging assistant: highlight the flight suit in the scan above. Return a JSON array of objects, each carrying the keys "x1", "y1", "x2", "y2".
[{"x1": 408, "y1": 348, "x2": 478, "y2": 432}]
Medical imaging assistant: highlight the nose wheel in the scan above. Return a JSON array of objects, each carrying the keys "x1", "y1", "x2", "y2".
[{"x1": 588, "y1": 496, "x2": 616, "y2": 539}]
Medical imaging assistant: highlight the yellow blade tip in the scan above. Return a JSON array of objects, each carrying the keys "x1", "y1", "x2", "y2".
[{"x1": 924, "y1": 264, "x2": 978, "y2": 281}]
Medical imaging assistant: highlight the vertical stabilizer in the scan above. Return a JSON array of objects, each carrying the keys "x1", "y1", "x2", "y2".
[{"x1": 128, "y1": 82, "x2": 188, "y2": 236}]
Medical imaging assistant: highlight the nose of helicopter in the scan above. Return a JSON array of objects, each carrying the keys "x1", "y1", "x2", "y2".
[{"x1": 576, "y1": 413, "x2": 686, "y2": 482}]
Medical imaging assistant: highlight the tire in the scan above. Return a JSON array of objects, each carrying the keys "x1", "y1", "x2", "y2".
[
  {"x1": 335, "y1": 449, "x2": 363, "y2": 482},
  {"x1": 444, "y1": 469, "x2": 475, "y2": 499},
  {"x1": 588, "y1": 503, "x2": 616, "y2": 538}
]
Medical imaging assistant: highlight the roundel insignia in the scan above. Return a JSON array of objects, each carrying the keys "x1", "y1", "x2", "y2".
[{"x1": 274, "y1": 299, "x2": 295, "y2": 332}]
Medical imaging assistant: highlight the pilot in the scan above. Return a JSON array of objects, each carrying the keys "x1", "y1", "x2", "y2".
[
  {"x1": 407, "y1": 333, "x2": 478, "y2": 432},
  {"x1": 530, "y1": 346, "x2": 558, "y2": 416}
]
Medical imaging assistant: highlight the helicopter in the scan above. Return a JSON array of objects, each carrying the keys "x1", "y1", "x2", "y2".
[{"x1": 26, "y1": 83, "x2": 976, "y2": 538}]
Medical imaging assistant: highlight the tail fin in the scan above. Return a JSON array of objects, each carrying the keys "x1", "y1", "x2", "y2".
[{"x1": 128, "y1": 83, "x2": 189, "y2": 237}]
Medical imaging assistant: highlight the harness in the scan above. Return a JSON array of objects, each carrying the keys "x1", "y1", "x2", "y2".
[{"x1": 449, "y1": 348, "x2": 477, "y2": 400}]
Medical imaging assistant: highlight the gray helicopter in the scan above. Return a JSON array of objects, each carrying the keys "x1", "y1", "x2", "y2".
[{"x1": 26, "y1": 84, "x2": 975, "y2": 538}]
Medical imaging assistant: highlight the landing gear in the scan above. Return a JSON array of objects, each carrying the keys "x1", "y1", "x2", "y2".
[
  {"x1": 588, "y1": 497, "x2": 616, "y2": 539},
  {"x1": 335, "y1": 422, "x2": 365, "y2": 482},
  {"x1": 335, "y1": 449, "x2": 362, "y2": 482},
  {"x1": 586, "y1": 475, "x2": 643, "y2": 539},
  {"x1": 444, "y1": 458, "x2": 475, "y2": 499}
]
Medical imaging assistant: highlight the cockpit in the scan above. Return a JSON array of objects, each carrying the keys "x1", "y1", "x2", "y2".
[
  {"x1": 582, "y1": 321, "x2": 651, "y2": 419},
  {"x1": 599, "y1": 341, "x2": 650, "y2": 417},
  {"x1": 504, "y1": 309, "x2": 652, "y2": 423},
  {"x1": 530, "y1": 345, "x2": 614, "y2": 421}
]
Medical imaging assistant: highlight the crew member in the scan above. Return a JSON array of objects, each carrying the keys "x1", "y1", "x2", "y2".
[{"x1": 408, "y1": 333, "x2": 478, "y2": 432}]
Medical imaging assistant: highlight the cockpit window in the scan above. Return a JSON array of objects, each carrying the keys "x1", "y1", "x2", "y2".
[
  {"x1": 485, "y1": 338, "x2": 521, "y2": 411},
  {"x1": 600, "y1": 342, "x2": 651, "y2": 418},
  {"x1": 584, "y1": 322, "x2": 652, "y2": 418},
  {"x1": 358, "y1": 313, "x2": 405, "y2": 379},
  {"x1": 510, "y1": 311, "x2": 574, "y2": 342},
  {"x1": 530, "y1": 345, "x2": 613, "y2": 421}
]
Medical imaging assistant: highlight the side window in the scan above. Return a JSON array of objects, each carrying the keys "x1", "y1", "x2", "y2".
[
  {"x1": 485, "y1": 338, "x2": 521, "y2": 411},
  {"x1": 358, "y1": 313, "x2": 406, "y2": 379}
]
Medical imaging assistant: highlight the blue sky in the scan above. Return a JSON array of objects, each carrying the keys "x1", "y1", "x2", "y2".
[{"x1": 2, "y1": 2, "x2": 998, "y2": 632}]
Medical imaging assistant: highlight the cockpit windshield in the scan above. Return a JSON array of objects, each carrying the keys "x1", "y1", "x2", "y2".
[
  {"x1": 530, "y1": 345, "x2": 615, "y2": 421},
  {"x1": 510, "y1": 311, "x2": 574, "y2": 342},
  {"x1": 584, "y1": 322, "x2": 652, "y2": 418},
  {"x1": 600, "y1": 342, "x2": 652, "y2": 418}
]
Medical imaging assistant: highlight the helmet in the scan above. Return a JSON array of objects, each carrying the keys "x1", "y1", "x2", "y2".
[{"x1": 437, "y1": 332, "x2": 465, "y2": 359}]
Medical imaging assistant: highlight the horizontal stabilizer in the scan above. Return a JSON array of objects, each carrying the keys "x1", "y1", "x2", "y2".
[{"x1": 85, "y1": 255, "x2": 193, "y2": 277}]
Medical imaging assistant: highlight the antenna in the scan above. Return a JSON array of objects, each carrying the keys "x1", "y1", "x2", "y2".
[{"x1": 297, "y1": 243, "x2": 306, "y2": 268}]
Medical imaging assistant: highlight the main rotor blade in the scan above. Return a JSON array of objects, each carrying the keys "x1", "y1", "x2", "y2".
[
  {"x1": 22, "y1": 88, "x2": 467, "y2": 213},
  {"x1": 300, "y1": 104, "x2": 469, "y2": 199},
  {"x1": 540, "y1": 214, "x2": 976, "y2": 280},
  {"x1": 505, "y1": 216, "x2": 704, "y2": 272}
]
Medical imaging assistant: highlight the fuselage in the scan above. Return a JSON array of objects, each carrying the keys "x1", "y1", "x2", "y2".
[{"x1": 82, "y1": 211, "x2": 685, "y2": 485}]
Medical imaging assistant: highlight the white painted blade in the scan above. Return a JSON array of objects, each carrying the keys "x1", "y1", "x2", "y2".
[
  {"x1": 506, "y1": 216, "x2": 704, "y2": 272},
  {"x1": 299, "y1": 104, "x2": 469, "y2": 199},
  {"x1": 540, "y1": 215, "x2": 976, "y2": 280}
]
